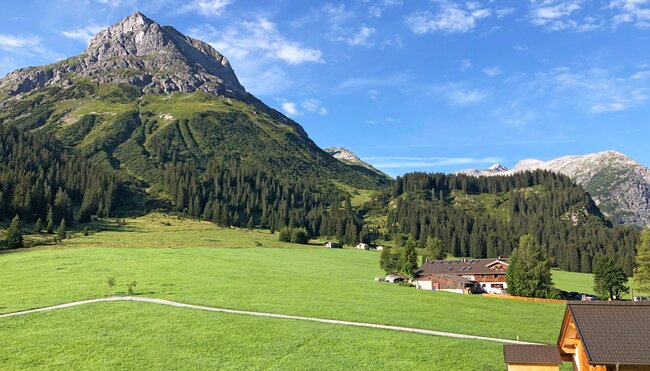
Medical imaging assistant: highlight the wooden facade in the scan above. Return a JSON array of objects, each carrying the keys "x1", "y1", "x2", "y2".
[{"x1": 506, "y1": 364, "x2": 559, "y2": 371}]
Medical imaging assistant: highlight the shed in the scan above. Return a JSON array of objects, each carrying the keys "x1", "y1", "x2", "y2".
[{"x1": 503, "y1": 344, "x2": 562, "y2": 371}]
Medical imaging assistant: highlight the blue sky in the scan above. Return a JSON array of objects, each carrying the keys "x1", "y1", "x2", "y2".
[{"x1": 1, "y1": 0, "x2": 649, "y2": 176}]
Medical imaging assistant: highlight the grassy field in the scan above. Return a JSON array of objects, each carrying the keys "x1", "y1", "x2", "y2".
[
  {"x1": 0, "y1": 301, "x2": 506, "y2": 370},
  {"x1": 552, "y1": 269, "x2": 633, "y2": 298},
  {"x1": 0, "y1": 213, "x2": 570, "y2": 369}
]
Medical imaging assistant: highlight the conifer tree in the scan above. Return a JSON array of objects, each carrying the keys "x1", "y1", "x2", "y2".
[
  {"x1": 634, "y1": 229, "x2": 650, "y2": 295},
  {"x1": 46, "y1": 206, "x2": 55, "y2": 234},
  {"x1": 5, "y1": 215, "x2": 24, "y2": 249},
  {"x1": 424, "y1": 236, "x2": 445, "y2": 262},
  {"x1": 593, "y1": 256, "x2": 629, "y2": 300},
  {"x1": 34, "y1": 218, "x2": 43, "y2": 234},
  {"x1": 57, "y1": 219, "x2": 67, "y2": 241},
  {"x1": 506, "y1": 235, "x2": 556, "y2": 298},
  {"x1": 400, "y1": 236, "x2": 419, "y2": 277}
]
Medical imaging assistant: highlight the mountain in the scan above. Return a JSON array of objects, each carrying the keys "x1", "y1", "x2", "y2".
[
  {"x1": 0, "y1": 12, "x2": 389, "y2": 193},
  {"x1": 457, "y1": 151, "x2": 650, "y2": 227},
  {"x1": 323, "y1": 147, "x2": 392, "y2": 182}
]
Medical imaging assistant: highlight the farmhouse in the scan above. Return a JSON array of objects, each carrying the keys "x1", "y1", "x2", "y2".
[
  {"x1": 414, "y1": 258, "x2": 509, "y2": 294},
  {"x1": 355, "y1": 243, "x2": 371, "y2": 250},
  {"x1": 504, "y1": 301, "x2": 650, "y2": 371},
  {"x1": 324, "y1": 241, "x2": 342, "y2": 248}
]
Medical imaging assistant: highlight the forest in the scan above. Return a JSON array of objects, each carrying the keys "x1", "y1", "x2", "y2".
[{"x1": 379, "y1": 171, "x2": 639, "y2": 274}]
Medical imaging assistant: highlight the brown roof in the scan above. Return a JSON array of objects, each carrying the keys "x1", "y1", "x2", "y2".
[
  {"x1": 416, "y1": 258, "x2": 509, "y2": 276},
  {"x1": 503, "y1": 344, "x2": 562, "y2": 365},
  {"x1": 566, "y1": 301, "x2": 650, "y2": 366}
]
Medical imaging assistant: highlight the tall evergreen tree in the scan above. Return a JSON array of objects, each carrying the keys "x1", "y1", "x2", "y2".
[
  {"x1": 5, "y1": 215, "x2": 24, "y2": 249},
  {"x1": 633, "y1": 229, "x2": 650, "y2": 295},
  {"x1": 57, "y1": 219, "x2": 67, "y2": 241},
  {"x1": 423, "y1": 236, "x2": 445, "y2": 262},
  {"x1": 506, "y1": 235, "x2": 556, "y2": 298},
  {"x1": 34, "y1": 218, "x2": 43, "y2": 234},
  {"x1": 46, "y1": 206, "x2": 55, "y2": 234},
  {"x1": 593, "y1": 256, "x2": 629, "y2": 300},
  {"x1": 400, "y1": 236, "x2": 419, "y2": 277}
]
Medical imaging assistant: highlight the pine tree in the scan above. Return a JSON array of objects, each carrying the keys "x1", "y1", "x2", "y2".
[
  {"x1": 593, "y1": 256, "x2": 629, "y2": 300},
  {"x1": 633, "y1": 229, "x2": 650, "y2": 295},
  {"x1": 247, "y1": 216, "x2": 255, "y2": 229},
  {"x1": 5, "y1": 215, "x2": 24, "y2": 249},
  {"x1": 400, "y1": 236, "x2": 419, "y2": 277},
  {"x1": 424, "y1": 236, "x2": 445, "y2": 262},
  {"x1": 34, "y1": 218, "x2": 43, "y2": 234},
  {"x1": 46, "y1": 206, "x2": 55, "y2": 234},
  {"x1": 506, "y1": 235, "x2": 556, "y2": 298},
  {"x1": 57, "y1": 219, "x2": 67, "y2": 241}
]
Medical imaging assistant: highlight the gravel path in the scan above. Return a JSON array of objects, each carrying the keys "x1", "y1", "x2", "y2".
[{"x1": 0, "y1": 296, "x2": 540, "y2": 345}]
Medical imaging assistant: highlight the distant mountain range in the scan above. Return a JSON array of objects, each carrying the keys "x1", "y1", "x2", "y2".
[
  {"x1": 457, "y1": 151, "x2": 650, "y2": 227},
  {"x1": 323, "y1": 147, "x2": 392, "y2": 182}
]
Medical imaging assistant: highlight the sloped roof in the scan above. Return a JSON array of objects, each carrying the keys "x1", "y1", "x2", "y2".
[
  {"x1": 416, "y1": 258, "x2": 509, "y2": 276},
  {"x1": 503, "y1": 344, "x2": 562, "y2": 365},
  {"x1": 567, "y1": 301, "x2": 650, "y2": 366}
]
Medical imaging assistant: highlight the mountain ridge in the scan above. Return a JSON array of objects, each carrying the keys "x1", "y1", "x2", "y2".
[
  {"x1": 0, "y1": 12, "x2": 390, "y2": 192},
  {"x1": 323, "y1": 147, "x2": 392, "y2": 181},
  {"x1": 457, "y1": 150, "x2": 650, "y2": 226}
]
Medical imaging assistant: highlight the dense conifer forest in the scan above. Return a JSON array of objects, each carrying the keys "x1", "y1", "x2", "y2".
[
  {"x1": 380, "y1": 171, "x2": 639, "y2": 274},
  {"x1": 0, "y1": 126, "x2": 121, "y2": 226}
]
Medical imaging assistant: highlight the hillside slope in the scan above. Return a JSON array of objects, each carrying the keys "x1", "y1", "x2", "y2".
[
  {"x1": 0, "y1": 12, "x2": 389, "y2": 191},
  {"x1": 458, "y1": 151, "x2": 650, "y2": 226}
]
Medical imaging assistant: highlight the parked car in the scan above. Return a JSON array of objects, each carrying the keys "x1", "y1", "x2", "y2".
[
  {"x1": 634, "y1": 296, "x2": 649, "y2": 302},
  {"x1": 565, "y1": 291, "x2": 581, "y2": 300},
  {"x1": 581, "y1": 293, "x2": 598, "y2": 301}
]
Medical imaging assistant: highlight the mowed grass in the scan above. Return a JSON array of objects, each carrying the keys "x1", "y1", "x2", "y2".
[
  {"x1": 552, "y1": 269, "x2": 633, "y2": 298},
  {"x1": 0, "y1": 301, "x2": 505, "y2": 370},
  {"x1": 1, "y1": 214, "x2": 564, "y2": 345}
]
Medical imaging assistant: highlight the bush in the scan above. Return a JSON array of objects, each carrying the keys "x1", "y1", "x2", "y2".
[
  {"x1": 290, "y1": 227, "x2": 309, "y2": 244},
  {"x1": 107, "y1": 277, "x2": 116, "y2": 295},
  {"x1": 126, "y1": 280, "x2": 137, "y2": 295},
  {"x1": 278, "y1": 227, "x2": 291, "y2": 242}
]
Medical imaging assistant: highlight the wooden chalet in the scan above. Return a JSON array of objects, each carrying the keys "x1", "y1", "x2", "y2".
[
  {"x1": 557, "y1": 301, "x2": 650, "y2": 370},
  {"x1": 414, "y1": 258, "x2": 509, "y2": 294},
  {"x1": 505, "y1": 301, "x2": 650, "y2": 370}
]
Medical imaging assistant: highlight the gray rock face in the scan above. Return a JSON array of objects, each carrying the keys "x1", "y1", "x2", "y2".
[
  {"x1": 457, "y1": 151, "x2": 650, "y2": 227},
  {"x1": 323, "y1": 147, "x2": 392, "y2": 180},
  {"x1": 0, "y1": 12, "x2": 245, "y2": 98},
  {"x1": 0, "y1": 12, "x2": 309, "y2": 138}
]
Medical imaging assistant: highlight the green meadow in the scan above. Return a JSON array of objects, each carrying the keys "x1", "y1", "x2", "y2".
[{"x1": 1, "y1": 213, "x2": 569, "y2": 370}]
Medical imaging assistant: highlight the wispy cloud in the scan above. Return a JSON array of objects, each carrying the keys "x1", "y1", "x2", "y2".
[
  {"x1": 0, "y1": 34, "x2": 62, "y2": 61},
  {"x1": 181, "y1": 0, "x2": 232, "y2": 16},
  {"x1": 406, "y1": 1, "x2": 492, "y2": 34},
  {"x1": 278, "y1": 98, "x2": 328, "y2": 116},
  {"x1": 440, "y1": 83, "x2": 488, "y2": 106},
  {"x1": 339, "y1": 26, "x2": 376, "y2": 46},
  {"x1": 281, "y1": 101, "x2": 301, "y2": 116},
  {"x1": 301, "y1": 98, "x2": 328, "y2": 115},
  {"x1": 62, "y1": 25, "x2": 107, "y2": 43},
  {"x1": 188, "y1": 18, "x2": 322, "y2": 94},
  {"x1": 366, "y1": 156, "x2": 503, "y2": 169},
  {"x1": 482, "y1": 66, "x2": 502, "y2": 76},
  {"x1": 609, "y1": 0, "x2": 650, "y2": 28}
]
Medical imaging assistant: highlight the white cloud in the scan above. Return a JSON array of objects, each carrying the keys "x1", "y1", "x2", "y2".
[
  {"x1": 281, "y1": 101, "x2": 301, "y2": 116},
  {"x1": 496, "y1": 7, "x2": 516, "y2": 18},
  {"x1": 368, "y1": 89, "x2": 379, "y2": 100},
  {"x1": 482, "y1": 66, "x2": 502, "y2": 76},
  {"x1": 443, "y1": 85, "x2": 488, "y2": 106},
  {"x1": 366, "y1": 156, "x2": 503, "y2": 169},
  {"x1": 301, "y1": 98, "x2": 328, "y2": 115},
  {"x1": 528, "y1": 0, "x2": 602, "y2": 31},
  {"x1": 188, "y1": 19, "x2": 323, "y2": 94},
  {"x1": 182, "y1": 0, "x2": 232, "y2": 16},
  {"x1": 339, "y1": 26, "x2": 376, "y2": 46},
  {"x1": 609, "y1": 0, "x2": 650, "y2": 28},
  {"x1": 62, "y1": 25, "x2": 107, "y2": 43},
  {"x1": 96, "y1": 0, "x2": 121, "y2": 6},
  {"x1": 406, "y1": 1, "x2": 492, "y2": 34},
  {"x1": 0, "y1": 34, "x2": 62, "y2": 61}
]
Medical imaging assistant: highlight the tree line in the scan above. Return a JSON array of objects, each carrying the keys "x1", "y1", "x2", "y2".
[{"x1": 380, "y1": 171, "x2": 639, "y2": 274}]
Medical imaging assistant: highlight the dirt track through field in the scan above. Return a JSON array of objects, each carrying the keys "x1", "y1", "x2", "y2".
[{"x1": 0, "y1": 296, "x2": 541, "y2": 345}]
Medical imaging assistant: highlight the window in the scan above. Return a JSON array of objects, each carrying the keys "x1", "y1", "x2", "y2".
[
  {"x1": 493, "y1": 274, "x2": 499, "y2": 279},
  {"x1": 491, "y1": 284, "x2": 504, "y2": 289}
]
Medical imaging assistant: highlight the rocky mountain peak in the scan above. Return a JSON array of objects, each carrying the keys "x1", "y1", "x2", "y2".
[
  {"x1": 0, "y1": 12, "x2": 245, "y2": 98},
  {"x1": 487, "y1": 163, "x2": 508, "y2": 172}
]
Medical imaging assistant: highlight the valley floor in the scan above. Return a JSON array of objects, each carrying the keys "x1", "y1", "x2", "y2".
[{"x1": 0, "y1": 213, "x2": 569, "y2": 370}]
